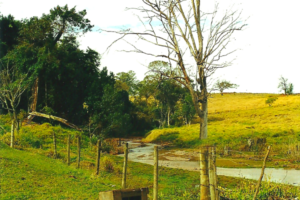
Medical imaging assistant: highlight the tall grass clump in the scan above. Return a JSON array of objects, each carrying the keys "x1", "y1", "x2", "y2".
[{"x1": 220, "y1": 178, "x2": 300, "y2": 200}]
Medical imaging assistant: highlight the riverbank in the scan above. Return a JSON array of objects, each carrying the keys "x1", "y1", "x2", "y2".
[{"x1": 119, "y1": 141, "x2": 300, "y2": 186}]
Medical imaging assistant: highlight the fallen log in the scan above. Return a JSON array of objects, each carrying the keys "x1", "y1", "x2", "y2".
[{"x1": 29, "y1": 111, "x2": 82, "y2": 131}]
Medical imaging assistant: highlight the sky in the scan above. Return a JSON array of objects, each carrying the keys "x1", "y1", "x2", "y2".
[{"x1": 1, "y1": 0, "x2": 300, "y2": 93}]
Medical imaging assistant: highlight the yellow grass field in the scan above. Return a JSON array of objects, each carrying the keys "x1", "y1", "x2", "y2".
[{"x1": 144, "y1": 93, "x2": 300, "y2": 153}]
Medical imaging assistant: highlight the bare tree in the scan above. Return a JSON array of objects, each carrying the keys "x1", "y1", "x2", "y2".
[
  {"x1": 103, "y1": 0, "x2": 247, "y2": 139},
  {"x1": 0, "y1": 60, "x2": 28, "y2": 148}
]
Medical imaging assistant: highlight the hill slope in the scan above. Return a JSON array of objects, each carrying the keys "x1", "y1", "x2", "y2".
[
  {"x1": 0, "y1": 142, "x2": 115, "y2": 199},
  {"x1": 144, "y1": 93, "x2": 300, "y2": 150}
]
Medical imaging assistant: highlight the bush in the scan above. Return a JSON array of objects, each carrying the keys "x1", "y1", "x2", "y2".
[
  {"x1": 102, "y1": 157, "x2": 115, "y2": 172},
  {"x1": 0, "y1": 132, "x2": 13, "y2": 145},
  {"x1": 19, "y1": 132, "x2": 42, "y2": 148},
  {"x1": 0, "y1": 125, "x2": 10, "y2": 136},
  {"x1": 265, "y1": 96, "x2": 278, "y2": 107},
  {"x1": 45, "y1": 150, "x2": 64, "y2": 159},
  {"x1": 90, "y1": 135, "x2": 99, "y2": 145},
  {"x1": 101, "y1": 140, "x2": 113, "y2": 153}
]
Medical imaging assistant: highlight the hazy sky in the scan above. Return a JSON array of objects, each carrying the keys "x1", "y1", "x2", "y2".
[{"x1": 1, "y1": 0, "x2": 299, "y2": 93}]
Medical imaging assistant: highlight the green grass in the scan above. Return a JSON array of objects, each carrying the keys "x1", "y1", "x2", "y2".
[
  {"x1": 1, "y1": 93, "x2": 300, "y2": 199},
  {"x1": 143, "y1": 93, "x2": 300, "y2": 150},
  {"x1": 1, "y1": 141, "x2": 299, "y2": 200},
  {"x1": 0, "y1": 140, "x2": 203, "y2": 199},
  {"x1": 0, "y1": 142, "x2": 115, "y2": 199}
]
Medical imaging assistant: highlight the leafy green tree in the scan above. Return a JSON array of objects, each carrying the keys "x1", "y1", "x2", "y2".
[
  {"x1": 90, "y1": 85, "x2": 132, "y2": 138},
  {"x1": 278, "y1": 76, "x2": 293, "y2": 95},
  {"x1": 214, "y1": 80, "x2": 239, "y2": 96},
  {"x1": 155, "y1": 80, "x2": 184, "y2": 127},
  {"x1": 0, "y1": 14, "x2": 23, "y2": 114},
  {"x1": 0, "y1": 14, "x2": 21, "y2": 59},
  {"x1": 130, "y1": 97, "x2": 157, "y2": 133},
  {"x1": 138, "y1": 76, "x2": 157, "y2": 104},
  {"x1": 287, "y1": 83, "x2": 294, "y2": 95},
  {"x1": 180, "y1": 93, "x2": 196, "y2": 125},
  {"x1": 116, "y1": 70, "x2": 139, "y2": 96},
  {"x1": 7, "y1": 5, "x2": 94, "y2": 118}
]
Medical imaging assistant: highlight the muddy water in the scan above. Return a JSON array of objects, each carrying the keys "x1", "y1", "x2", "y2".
[{"x1": 119, "y1": 141, "x2": 300, "y2": 186}]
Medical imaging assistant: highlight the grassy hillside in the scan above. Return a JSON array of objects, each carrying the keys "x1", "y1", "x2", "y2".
[
  {"x1": 0, "y1": 139, "x2": 243, "y2": 200},
  {"x1": 144, "y1": 93, "x2": 300, "y2": 154},
  {"x1": 0, "y1": 142, "x2": 115, "y2": 199},
  {"x1": 1, "y1": 104, "x2": 300, "y2": 199}
]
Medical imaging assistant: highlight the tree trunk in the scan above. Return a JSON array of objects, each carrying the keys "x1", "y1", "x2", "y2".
[
  {"x1": 45, "y1": 81, "x2": 47, "y2": 107},
  {"x1": 29, "y1": 111, "x2": 82, "y2": 131},
  {"x1": 200, "y1": 101, "x2": 208, "y2": 140},
  {"x1": 187, "y1": 83, "x2": 208, "y2": 140},
  {"x1": 10, "y1": 109, "x2": 18, "y2": 148},
  {"x1": 160, "y1": 106, "x2": 163, "y2": 128},
  {"x1": 153, "y1": 145, "x2": 158, "y2": 200},
  {"x1": 67, "y1": 134, "x2": 70, "y2": 165},
  {"x1": 10, "y1": 120, "x2": 14, "y2": 148},
  {"x1": 89, "y1": 121, "x2": 92, "y2": 151},
  {"x1": 96, "y1": 139, "x2": 101, "y2": 175},
  {"x1": 77, "y1": 136, "x2": 81, "y2": 169},
  {"x1": 167, "y1": 108, "x2": 170, "y2": 126}
]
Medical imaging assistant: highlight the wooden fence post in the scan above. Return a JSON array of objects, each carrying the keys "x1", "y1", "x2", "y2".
[
  {"x1": 122, "y1": 143, "x2": 128, "y2": 189},
  {"x1": 77, "y1": 136, "x2": 81, "y2": 169},
  {"x1": 213, "y1": 147, "x2": 219, "y2": 200},
  {"x1": 10, "y1": 121, "x2": 14, "y2": 148},
  {"x1": 67, "y1": 134, "x2": 70, "y2": 166},
  {"x1": 53, "y1": 131, "x2": 57, "y2": 158},
  {"x1": 96, "y1": 139, "x2": 101, "y2": 175},
  {"x1": 224, "y1": 146, "x2": 231, "y2": 156},
  {"x1": 209, "y1": 147, "x2": 219, "y2": 200},
  {"x1": 253, "y1": 146, "x2": 271, "y2": 200},
  {"x1": 153, "y1": 145, "x2": 158, "y2": 200},
  {"x1": 200, "y1": 146, "x2": 210, "y2": 200}
]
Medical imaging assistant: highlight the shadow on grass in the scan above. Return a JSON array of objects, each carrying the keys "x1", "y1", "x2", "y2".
[{"x1": 153, "y1": 131, "x2": 180, "y2": 143}]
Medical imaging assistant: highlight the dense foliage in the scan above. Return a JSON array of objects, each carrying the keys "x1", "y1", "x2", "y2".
[{"x1": 0, "y1": 6, "x2": 196, "y2": 140}]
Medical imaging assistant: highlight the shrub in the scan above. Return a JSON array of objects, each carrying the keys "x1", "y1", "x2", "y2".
[
  {"x1": 101, "y1": 141, "x2": 113, "y2": 153},
  {"x1": 0, "y1": 125, "x2": 10, "y2": 136},
  {"x1": 102, "y1": 157, "x2": 115, "y2": 172},
  {"x1": 90, "y1": 135, "x2": 98, "y2": 145},
  {"x1": 0, "y1": 132, "x2": 13, "y2": 145},
  {"x1": 45, "y1": 150, "x2": 64, "y2": 159},
  {"x1": 19, "y1": 132, "x2": 42, "y2": 148},
  {"x1": 265, "y1": 96, "x2": 278, "y2": 107}
]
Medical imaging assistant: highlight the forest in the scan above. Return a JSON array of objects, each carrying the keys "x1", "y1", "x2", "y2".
[{"x1": 0, "y1": 6, "x2": 196, "y2": 140}]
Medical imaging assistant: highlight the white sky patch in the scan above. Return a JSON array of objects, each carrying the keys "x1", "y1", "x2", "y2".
[{"x1": 1, "y1": 0, "x2": 300, "y2": 93}]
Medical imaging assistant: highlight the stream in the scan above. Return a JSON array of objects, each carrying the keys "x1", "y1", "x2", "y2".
[{"x1": 118, "y1": 141, "x2": 300, "y2": 186}]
